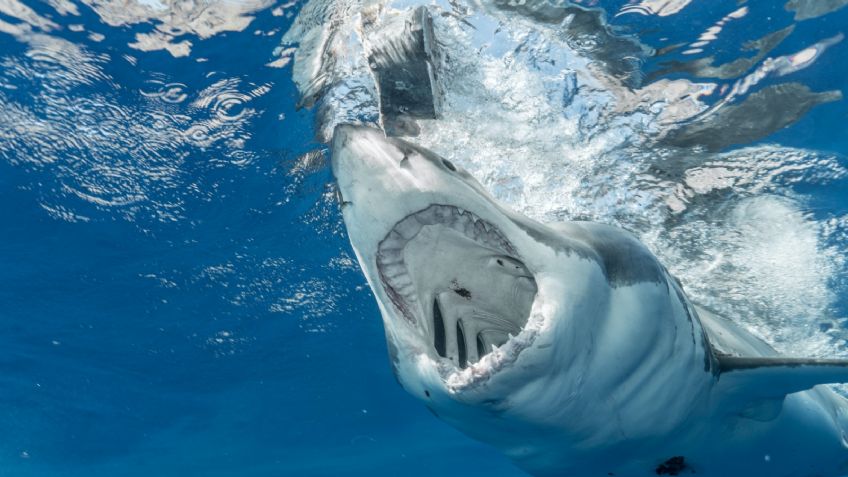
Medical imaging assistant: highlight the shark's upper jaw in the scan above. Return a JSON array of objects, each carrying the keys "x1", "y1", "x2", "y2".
[
  {"x1": 375, "y1": 203, "x2": 538, "y2": 375},
  {"x1": 376, "y1": 204, "x2": 517, "y2": 325}
]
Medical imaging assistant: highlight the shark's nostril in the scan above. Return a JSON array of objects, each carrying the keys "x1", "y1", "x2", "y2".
[{"x1": 433, "y1": 298, "x2": 447, "y2": 358}]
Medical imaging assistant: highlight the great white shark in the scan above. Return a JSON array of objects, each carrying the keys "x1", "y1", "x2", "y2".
[{"x1": 331, "y1": 124, "x2": 848, "y2": 476}]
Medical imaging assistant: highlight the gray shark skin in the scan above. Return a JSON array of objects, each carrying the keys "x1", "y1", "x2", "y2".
[{"x1": 331, "y1": 124, "x2": 848, "y2": 477}]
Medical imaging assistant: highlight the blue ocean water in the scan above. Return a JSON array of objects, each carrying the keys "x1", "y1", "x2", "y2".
[
  {"x1": 0, "y1": 0, "x2": 846, "y2": 476},
  {"x1": 0, "y1": 1, "x2": 524, "y2": 475}
]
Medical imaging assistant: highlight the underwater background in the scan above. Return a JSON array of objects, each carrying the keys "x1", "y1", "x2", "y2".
[{"x1": 1, "y1": 0, "x2": 846, "y2": 475}]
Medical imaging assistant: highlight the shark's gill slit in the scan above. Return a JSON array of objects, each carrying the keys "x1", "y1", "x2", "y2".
[
  {"x1": 457, "y1": 321, "x2": 468, "y2": 369},
  {"x1": 433, "y1": 298, "x2": 447, "y2": 358},
  {"x1": 476, "y1": 334, "x2": 485, "y2": 361},
  {"x1": 376, "y1": 204, "x2": 538, "y2": 369}
]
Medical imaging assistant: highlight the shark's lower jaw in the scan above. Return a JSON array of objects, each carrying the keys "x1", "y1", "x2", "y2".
[{"x1": 376, "y1": 204, "x2": 538, "y2": 381}]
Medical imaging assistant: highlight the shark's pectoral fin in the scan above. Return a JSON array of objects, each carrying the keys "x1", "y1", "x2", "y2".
[
  {"x1": 697, "y1": 305, "x2": 848, "y2": 419},
  {"x1": 718, "y1": 356, "x2": 848, "y2": 394},
  {"x1": 711, "y1": 355, "x2": 848, "y2": 421}
]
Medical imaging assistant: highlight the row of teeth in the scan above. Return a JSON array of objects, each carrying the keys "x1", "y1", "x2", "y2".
[
  {"x1": 445, "y1": 323, "x2": 541, "y2": 391},
  {"x1": 376, "y1": 204, "x2": 515, "y2": 324}
]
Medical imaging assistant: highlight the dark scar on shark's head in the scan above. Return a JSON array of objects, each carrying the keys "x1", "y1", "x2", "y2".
[
  {"x1": 450, "y1": 279, "x2": 472, "y2": 299},
  {"x1": 454, "y1": 288, "x2": 472, "y2": 299}
]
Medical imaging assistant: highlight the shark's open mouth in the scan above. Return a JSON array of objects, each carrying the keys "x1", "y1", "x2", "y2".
[{"x1": 376, "y1": 204, "x2": 537, "y2": 373}]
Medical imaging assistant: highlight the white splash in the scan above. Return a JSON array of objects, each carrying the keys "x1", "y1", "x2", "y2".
[{"x1": 284, "y1": 0, "x2": 848, "y2": 357}]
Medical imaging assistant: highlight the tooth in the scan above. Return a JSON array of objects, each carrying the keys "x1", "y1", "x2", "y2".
[
  {"x1": 380, "y1": 231, "x2": 406, "y2": 251},
  {"x1": 382, "y1": 265, "x2": 407, "y2": 282},
  {"x1": 483, "y1": 237, "x2": 503, "y2": 251},
  {"x1": 380, "y1": 236, "x2": 404, "y2": 248},
  {"x1": 380, "y1": 246, "x2": 403, "y2": 257},
  {"x1": 448, "y1": 212, "x2": 466, "y2": 231},
  {"x1": 380, "y1": 242, "x2": 403, "y2": 252},
  {"x1": 435, "y1": 206, "x2": 453, "y2": 222},
  {"x1": 508, "y1": 333, "x2": 514, "y2": 340},
  {"x1": 416, "y1": 207, "x2": 437, "y2": 225},
  {"x1": 498, "y1": 238, "x2": 512, "y2": 253},
  {"x1": 377, "y1": 251, "x2": 402, "y2": 265},
  {"x1": 474, "y1": 220, "x2": 487, "y2": 239},
  {"x1": 462, "y1": 219, "x2": 476, "y2": 237},
  {"x1": 396, "y1": 283, "x2": 415, "y2": 297},
  {"x1": 392, "y1": 272, "x2": 414, "y2": 289},
  {"x1": 395, "y1": 216, "x2": 422, "y2": 240},
  {"x1": 378, "y1": 248, "x2": 401, "y2": 260}
]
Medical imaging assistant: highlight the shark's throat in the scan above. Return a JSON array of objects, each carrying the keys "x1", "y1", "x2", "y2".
[{"x1": 376, "y1": 204, "x2": 537, "y2": 369}]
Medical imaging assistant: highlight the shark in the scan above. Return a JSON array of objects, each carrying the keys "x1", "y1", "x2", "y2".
[{"x1": 330, "y1": 124, "x2": 848, "y2": 476}]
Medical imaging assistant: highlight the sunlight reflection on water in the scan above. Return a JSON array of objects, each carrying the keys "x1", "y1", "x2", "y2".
[{"x1": 0, "y1": 0, "x2": 294, "y2": 223}]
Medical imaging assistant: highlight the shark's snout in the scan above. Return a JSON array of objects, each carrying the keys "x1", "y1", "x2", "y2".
[
  {"x1": 330, "y1": 124, "x2": 422, "y2": 212},
  {"x1": 331, "y1": 124, "x2": 401, "y2": 177}
]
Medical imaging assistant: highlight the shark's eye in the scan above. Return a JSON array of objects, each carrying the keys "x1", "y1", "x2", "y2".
[{"x1": 442, "y1": 159, "x2": 457, "y2": 172}]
